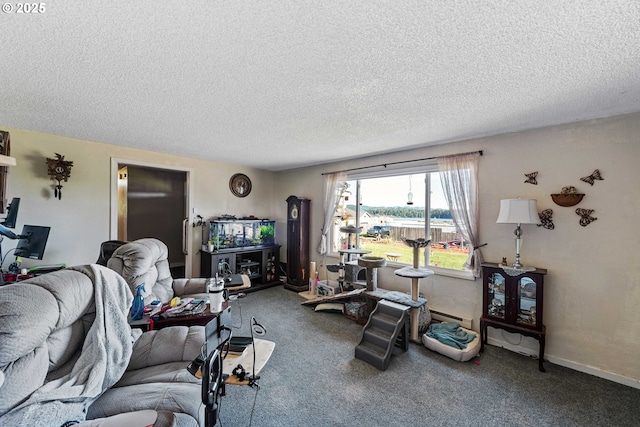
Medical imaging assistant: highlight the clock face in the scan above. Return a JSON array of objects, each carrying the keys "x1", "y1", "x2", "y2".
[
  {"x1": 290, "y1": 205, "x2": 298, "y2": 220},
  {"x1": 229, "y1": 173, "x2": 252, "y2": 197}
]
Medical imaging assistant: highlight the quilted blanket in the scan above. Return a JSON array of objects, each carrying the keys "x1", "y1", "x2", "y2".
[{"x1": 0, "y1": 264, "x2": 141, "y2": 426}]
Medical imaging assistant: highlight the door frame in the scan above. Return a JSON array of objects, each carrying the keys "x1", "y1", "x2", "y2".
[{"x1": 110, "y1": 158, "x2": 195, "y2": 277}]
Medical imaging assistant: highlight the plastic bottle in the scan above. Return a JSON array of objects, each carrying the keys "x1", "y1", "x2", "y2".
[{"x1": 131, "y1": 283, "x2": 146, "y2": 321}]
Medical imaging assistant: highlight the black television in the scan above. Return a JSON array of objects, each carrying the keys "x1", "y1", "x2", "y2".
[
  {"x1": 1, "y1": 197, "x2": 20, "y2": 228},
  {"x1": 14, "y1": 225, "x2": 51, "y2": 260}
]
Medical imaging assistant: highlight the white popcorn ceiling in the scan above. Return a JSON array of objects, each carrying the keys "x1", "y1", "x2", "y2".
[{"x1": 1, "y1": 1, "x2": 639, "y2": 171}]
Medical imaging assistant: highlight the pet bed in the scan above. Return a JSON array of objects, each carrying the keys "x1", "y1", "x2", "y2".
[{"x1": 421, "y1": 323, "x2": 481, "y2": 362}]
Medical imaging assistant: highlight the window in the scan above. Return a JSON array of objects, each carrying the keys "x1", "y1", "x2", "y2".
[{"x1": 331, "y1": 166, "x2": 472, "y2": 277}]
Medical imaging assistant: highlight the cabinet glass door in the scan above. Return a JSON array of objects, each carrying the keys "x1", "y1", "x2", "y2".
[
  {"x1": 487, "y1": 272, "x2": 506, "y2": 320},
  {"x1": 517, "y1": 277, "x2": 537, "y2": 326},
  {"x1": 215, "y1": 255, "x2": 235, "y2": 276}
]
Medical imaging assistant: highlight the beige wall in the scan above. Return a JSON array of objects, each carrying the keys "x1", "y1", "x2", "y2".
[
  {"x1": 4, "y1": 112, "x2": 639, "y2": 387},
  {"x1": 274, "y1": 112, "x2": 640, "y2": 387},
  {"x1": 3, "y1": 128, "x2": 278, "y2": 276}
]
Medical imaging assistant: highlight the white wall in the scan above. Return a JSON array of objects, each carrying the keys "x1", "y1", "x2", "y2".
[
  {"x1": 274, "y1": 112, "x2": 640, "y2": 387},
  {"x1": 3, "y1": 128, "x2": 278, "y2": 277}
]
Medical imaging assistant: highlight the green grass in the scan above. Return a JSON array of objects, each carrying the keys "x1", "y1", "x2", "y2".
[
  {"x1": 357, "y1": 237, "x2": 468, "y2": 270},
  {"x1": 428, "y1": 250, "x2": 468, "y2": 270}
]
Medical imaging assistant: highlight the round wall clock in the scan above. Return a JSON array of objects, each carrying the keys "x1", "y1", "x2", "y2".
[{"x1": 229, "y1": 173, "x2": 252, "y2": 197}]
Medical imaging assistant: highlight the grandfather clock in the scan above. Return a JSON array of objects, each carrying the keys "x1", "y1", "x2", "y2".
[{"x1": 285, "y1": 195, "x2": 310, "y2": 292}]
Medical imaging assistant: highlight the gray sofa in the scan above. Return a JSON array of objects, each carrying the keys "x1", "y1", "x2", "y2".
[{"x1": 0, "y1": 264, "x2": 206, "y2": 426}]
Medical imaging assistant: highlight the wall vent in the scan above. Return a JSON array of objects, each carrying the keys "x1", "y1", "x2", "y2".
[{"x1": 429, "y1": 308, "x2": 473, "y2": 329}]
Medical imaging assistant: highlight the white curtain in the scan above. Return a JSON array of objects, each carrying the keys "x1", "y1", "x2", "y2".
[
  {"x1": 317, "y1": 172, "x2": 347, "y2": 255},
  {"x1": 438, "y1": 152, "x2": 483, "y2": 277}
]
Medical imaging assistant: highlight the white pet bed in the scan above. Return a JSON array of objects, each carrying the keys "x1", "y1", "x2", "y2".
[{"x1": 421, "y1": 325, "x2": 481, "y2": 362}]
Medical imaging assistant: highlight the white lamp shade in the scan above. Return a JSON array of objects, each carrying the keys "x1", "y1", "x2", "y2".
[{"x1": 496, "y1": 199, "x2": 539, "y2": 224}]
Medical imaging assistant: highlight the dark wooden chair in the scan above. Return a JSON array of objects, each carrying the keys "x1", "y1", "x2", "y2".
[{"x1": 96, "y1": 240, "x2": 128, "y2": 266}]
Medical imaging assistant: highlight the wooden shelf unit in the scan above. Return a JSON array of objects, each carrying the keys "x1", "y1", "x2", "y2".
[{"x1": 201, "y1": 245, "x2": 281, "y2": 293}]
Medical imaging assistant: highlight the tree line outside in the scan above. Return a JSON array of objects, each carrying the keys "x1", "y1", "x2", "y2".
[{"x1": 347, "y1": 205, "x2": 452, "y2": 219}]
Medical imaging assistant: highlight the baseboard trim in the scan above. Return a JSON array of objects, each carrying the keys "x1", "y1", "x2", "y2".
[{"x1": 486, "y1": 337, "x2": 640, "y2": 390}]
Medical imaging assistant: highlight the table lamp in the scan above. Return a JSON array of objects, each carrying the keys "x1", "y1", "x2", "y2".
[{"x1": 496, "y1": 198, "x2": 539, "y2": 270}]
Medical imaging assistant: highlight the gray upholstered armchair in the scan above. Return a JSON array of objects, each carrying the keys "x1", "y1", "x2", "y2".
[
  {"x1": 0, "y1": 264, "x2": 206, "y2": 426},
  {"x1": 107, "y1": 238, "x2": 209, "y2": 305}
]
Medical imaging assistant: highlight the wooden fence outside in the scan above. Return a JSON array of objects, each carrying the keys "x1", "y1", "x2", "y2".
[{"x1": 388, "y1": 226, "x2": 460, "y2": 245}]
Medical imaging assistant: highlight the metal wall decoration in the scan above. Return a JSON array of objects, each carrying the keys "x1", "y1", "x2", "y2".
[
  {"x1": 580, "y1": 169, "x2": 603, "y2": 186},
  {"x1": 46, "y1": 153, "x2": 74, "y2": 200},
  {"x1": 522, "y1": 167, "x2": 603, "y2": 228},
  {"x1": 575, "y1": 208, "x2": 597, "y2": 227},
  {"x1": 537, "y1": 209, "x2": 554, "y2": 230},
  {"x1": 524, "y1": 171, "x2": 538, "y2": 185}
]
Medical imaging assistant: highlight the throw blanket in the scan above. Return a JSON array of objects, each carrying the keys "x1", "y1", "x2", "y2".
[
  {"x1": 426, "y1": 322, "x2": 476, "y2": 349},
  {"x1": 1, "y1": 264, "x2": 142, "y2": 427}
]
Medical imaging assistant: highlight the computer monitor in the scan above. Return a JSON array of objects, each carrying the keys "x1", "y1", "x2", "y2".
[
  {"x1": 1, "y1": 197, "x2": 20, "y2": 228},
  {"x1": 14, "y1": 225, "x2": 51, "y2": 260}
]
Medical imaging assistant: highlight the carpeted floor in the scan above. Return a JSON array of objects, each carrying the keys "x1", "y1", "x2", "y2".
[{"x1": 215, "y1": 286, "x2": 639, "y2": 427}]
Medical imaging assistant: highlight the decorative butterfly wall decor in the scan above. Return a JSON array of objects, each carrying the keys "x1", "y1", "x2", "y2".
[
  {"x1": 537, "y1": 209, "x2": 554, "y2": 230},
  {"x1": 524, "y1": 171, "x2": 538, "y2": 185},
  {"x1": 575, "y1": 208, "x2": 597, "y2": 227},
  {"x1": 580, "y1": 169, "x2": 603, "y2": 186}
]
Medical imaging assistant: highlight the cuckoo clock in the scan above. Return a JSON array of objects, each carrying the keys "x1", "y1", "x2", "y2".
[{"x1": 46, "y1": 153, "x2": 73, "y2": 200}]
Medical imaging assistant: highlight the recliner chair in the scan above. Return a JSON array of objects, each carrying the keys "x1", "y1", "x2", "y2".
[
  {"x1": 107, "y1": 238, "x2": 210, "y2": 305},
  {"x1": 0, "y1": 264, "x2": 205, "y2": 426}
]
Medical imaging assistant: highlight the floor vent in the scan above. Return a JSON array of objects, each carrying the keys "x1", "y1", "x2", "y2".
[{"x1": 429, "y1": 308, "x2": 472, "y2": 329}]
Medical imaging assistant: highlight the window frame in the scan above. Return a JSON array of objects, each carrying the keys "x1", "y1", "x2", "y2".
[{"x1": 329, "y1": 161, "x2": 475, "y2": 281}]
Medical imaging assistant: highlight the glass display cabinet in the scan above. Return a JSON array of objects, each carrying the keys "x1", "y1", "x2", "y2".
[{"x1": 480, "y1": 262, "x2": 547, "y2": 372}]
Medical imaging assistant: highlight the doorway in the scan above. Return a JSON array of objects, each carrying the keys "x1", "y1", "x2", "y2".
[{"x1": 111, "y1": 159, "x2": 193, "y2": 277}]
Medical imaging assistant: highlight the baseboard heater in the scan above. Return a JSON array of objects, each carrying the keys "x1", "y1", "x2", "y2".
[{"x1": 429, "y1": 308, "x2": 473, "y2": 329}]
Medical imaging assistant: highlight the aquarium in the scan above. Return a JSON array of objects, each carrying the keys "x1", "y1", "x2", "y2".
[{"x1": 207, "y1": 218, "x2": 276, "y2": 250}]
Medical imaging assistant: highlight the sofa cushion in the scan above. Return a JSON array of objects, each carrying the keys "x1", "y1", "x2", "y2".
[
  {"x1": 127, "y1": 325, "x2": 204, "y2": 371},
  {"x1": 88, "y1": 382, "x2": 203, "y2": 425}
]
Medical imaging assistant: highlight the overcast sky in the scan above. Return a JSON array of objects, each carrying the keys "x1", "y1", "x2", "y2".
[{"x1": 353, "y1": 173, "x2": 448, "y2": 209}]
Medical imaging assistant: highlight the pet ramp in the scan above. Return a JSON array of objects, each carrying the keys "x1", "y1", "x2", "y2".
[{"x1": 355, "y1": 300, "x2": 409, "y2": 371}]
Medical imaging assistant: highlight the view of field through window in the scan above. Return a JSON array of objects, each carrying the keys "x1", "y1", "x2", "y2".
[{"x1": 332, "y1": 173, "x2": 470, "y2": 271}]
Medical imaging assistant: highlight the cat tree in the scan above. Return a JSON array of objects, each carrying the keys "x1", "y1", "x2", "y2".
[{"x1": 393, "y1": 238, "x2": 434, "y2": 342}]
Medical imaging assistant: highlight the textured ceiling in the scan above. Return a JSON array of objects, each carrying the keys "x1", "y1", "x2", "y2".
[{"x1": 1, "y1": 1, "x2": 639, "y2": 171}]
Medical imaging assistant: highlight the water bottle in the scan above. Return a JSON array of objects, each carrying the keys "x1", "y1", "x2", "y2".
[{"x1": 131, "y1": 283, "x2": 145, "y2": 321}]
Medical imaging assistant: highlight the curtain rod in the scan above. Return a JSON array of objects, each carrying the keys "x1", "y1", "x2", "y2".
[{"x1": 320, "y1": 150, "x2": 483, "y2": 175}]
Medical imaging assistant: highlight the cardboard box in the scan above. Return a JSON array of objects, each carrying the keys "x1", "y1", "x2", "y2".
[{"x1": 316, "y1": 280, "x2": 341, "y2": 296}]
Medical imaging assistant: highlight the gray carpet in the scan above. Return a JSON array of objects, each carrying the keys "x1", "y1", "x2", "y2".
[{"x1": 216, "y1": 286, "x2": 639, "y2": 427}]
